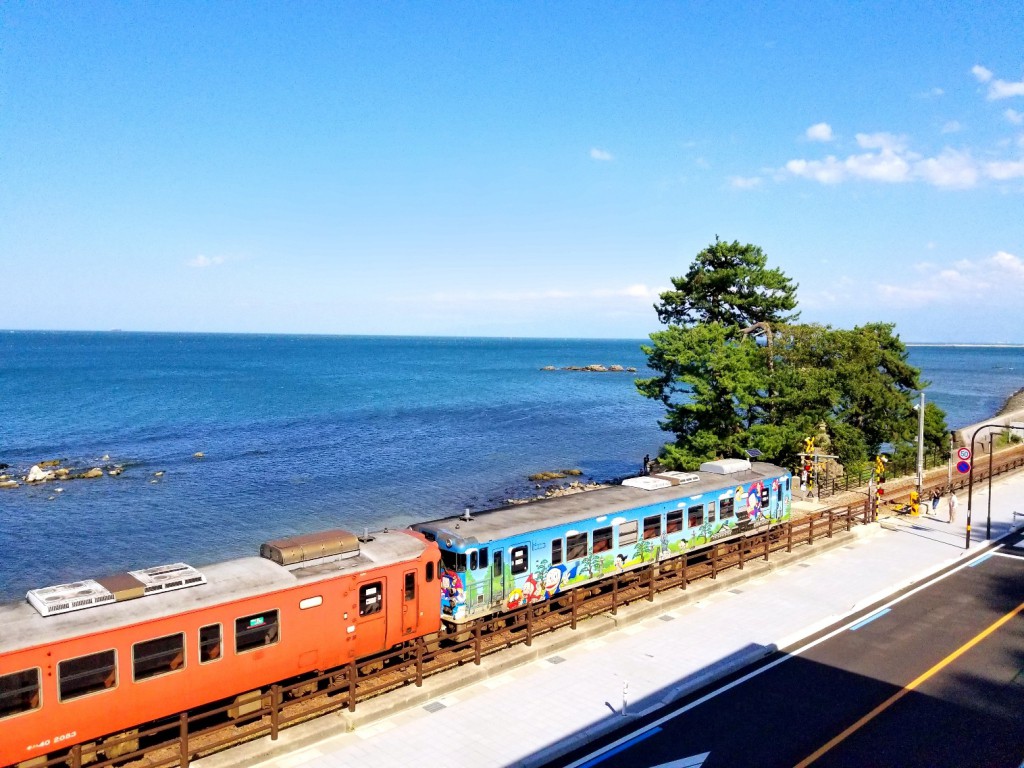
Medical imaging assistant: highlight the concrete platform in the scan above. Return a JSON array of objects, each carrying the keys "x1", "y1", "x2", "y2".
[{"x1": 195, "y1": 473, "x2": 1024, "y2": 768}]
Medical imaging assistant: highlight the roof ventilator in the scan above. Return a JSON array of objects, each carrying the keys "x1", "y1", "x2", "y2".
[{"x1": 26, "y1": 563, "x2": 207, "y2": 617}]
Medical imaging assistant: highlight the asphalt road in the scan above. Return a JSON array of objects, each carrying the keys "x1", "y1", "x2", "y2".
[{"x1": 552, "y1": 532, "x2": 1024, "y2": 768}]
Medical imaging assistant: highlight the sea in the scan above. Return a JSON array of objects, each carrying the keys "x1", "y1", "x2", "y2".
[{"x1": 1, "y1": 331, "x2": 1022, "y2": 602}]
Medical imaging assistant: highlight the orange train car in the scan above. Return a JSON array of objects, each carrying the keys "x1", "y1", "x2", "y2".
[{"x1": 0, "y1": 528, "x2": 441, "y2": 768}]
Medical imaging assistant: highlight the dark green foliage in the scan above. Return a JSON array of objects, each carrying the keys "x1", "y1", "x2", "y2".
[
  {"x1": 638, "y1": 240, "x2": 948, "y2": 471},
  {"x1": 654, "y1": 238, "x2": 800, "y2": 328}
]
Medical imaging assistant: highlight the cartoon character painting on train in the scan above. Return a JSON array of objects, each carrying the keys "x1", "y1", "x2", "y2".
[
  {"x1": 441, "y1": 569, "x2": 467, "y2": 620},
  {"x1": 746, "y1": 480, "x2": 765, "y2": 523},
  {"x1": 542, "y1": 563, "x2": 578, "y2": 598}
]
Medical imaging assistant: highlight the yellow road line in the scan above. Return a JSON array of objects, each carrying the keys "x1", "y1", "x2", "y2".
[{"x1": 794, "y1": 598, "x2": 1024, "y2": 768}]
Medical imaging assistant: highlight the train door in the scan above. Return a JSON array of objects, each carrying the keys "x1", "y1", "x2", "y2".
[
  {"x1": 356, "y1": 579, "x2": 386, "y2": 651},
  {"x1": 492, "y1": 549, "x2": 505, "y2": 605},
  {"x1": 402, "y1": 570, "x2": 418, "y2": 636}
]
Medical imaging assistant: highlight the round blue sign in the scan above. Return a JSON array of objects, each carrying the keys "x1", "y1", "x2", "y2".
[{"x1": 956, "y1": 460, "x2": 971, "y2": 474}]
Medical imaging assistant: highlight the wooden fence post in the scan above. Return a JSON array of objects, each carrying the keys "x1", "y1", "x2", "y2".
[
  {"x1": 348, "y1": 661, "x2": 357, "y2": 713},
  {"x1": 179, "y1": 711, "x2": 190, "y2": 768},
  {"x1": 270, "y1": 684, "x2": 280, "y2": 740},
  {"x1": 680, "y1": 550, "x2": 688, "y2": 590}
]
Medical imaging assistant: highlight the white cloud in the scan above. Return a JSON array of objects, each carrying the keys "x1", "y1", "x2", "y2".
[
  {"x1": 590, "y1": 148, "x2": 613, "y2": 161},
  {"x1": 1005, "y1": 109, "x2": 1024, "y2": 125},
  {"x1": 984, "y1": 160, "x2": 1024, "y2": 180},
  {"x1": 188, "y1": 254, "x2": 225, "y2": 268},
  {"x1": 972, "y1": 65, "x2": 993, "y2": 83},
  {"x1": 913, "y1": 150, "x2": 979, "y2": 188},
  {"x1": 881, "y1": 250, "x2": 1024, "y2": 306},
  {"x1": 729, "y1": 175, "x2": 763, "y2": 189},
  {"x1": 785, "y1": 157, "x2": 846, "y2": 184},
  {"x1": 941, "y1": 120, "x2": 962, "y2": 134},
  {"x1": 991, "y1": 251, "x2": 1024, "y2": 277},
  {"x1": 805, "y1": 122, "x2": 834, "y2": 142},
  {"x1": 989, "y1": 78, "x2": 1024, "y2": 100},
  {"x1": 855, "y1": 132, "x2": 907, "y2": 152},
  {"x1": 973, "y1": 65, "x2": 1024, "y2": 100},
  {"x1": 845, "y1": 147, "x2": 912, "y2": 183}
]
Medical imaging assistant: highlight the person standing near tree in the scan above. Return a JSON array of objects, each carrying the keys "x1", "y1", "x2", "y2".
[{"x1": 948, "y1": 491, "x2": 959, "y2": 524}]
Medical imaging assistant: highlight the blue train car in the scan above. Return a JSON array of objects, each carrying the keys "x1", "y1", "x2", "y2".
[{"x1": 410, "y1": 459, "x2": 792, "y2": 628}]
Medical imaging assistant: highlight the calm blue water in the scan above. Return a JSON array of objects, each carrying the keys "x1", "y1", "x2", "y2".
[{"x1": 1, "y1": 332, "x2": 1021, "y2": 601}]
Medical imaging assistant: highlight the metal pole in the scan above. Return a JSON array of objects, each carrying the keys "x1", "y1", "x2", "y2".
[
  {"x1": 916, "y1": 392, "x2": 925, "y2": 503},
  {"x1": 966, "y1": 425, "x2": 982, "y2": 549},
  {"x1": 947, "y1": 432, "x2": 953, "y2": 491},
  {"x1": 987, "y1": 438, "x2": 994, "y2": 540}
]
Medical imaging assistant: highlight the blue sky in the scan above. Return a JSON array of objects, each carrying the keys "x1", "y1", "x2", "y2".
[{"x1": 2, "y1": 2, "x2": 1022, "y2": 342}]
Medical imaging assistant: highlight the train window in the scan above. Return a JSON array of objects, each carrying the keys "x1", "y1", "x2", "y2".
[
  {"x1": 551, "y1": 537, "x2": 563, "y2": 565},
  {"x1": 469, "y1": 550, "x2": 478, "y2": 570},
  {"x1": 707, "y1": 501, "x2": 716, "y2": 522},
  {"x1": 510, "y1": 545, "x2": 529, "y2": 575},
  {"x1": 492, "y1": 550, "x2": 503, "y2": 577},
  {"x1": 235, "y1": 610, "x2": 280, "y2": 652},
  {"x1": 566, "y1": 533, "x2": 588, "y2": 560},
  {"x1": 440, "y1": 550, "x2": 467, "y2": 571},
  {"x1": 405, "y1": 572, "x2": 416, "y2": 601},
  {"x1": 687, "y1": 505, "x2": 703, "y2": 528},
  {"x1": 200, "y1": 624, "x2": 222, "y2": 663},
  {"x1": 666, "y1": 510, "x2": 683, "y2": 534},
  {"x1": 760, "y1": 485, "x2": 770, "y2": 506},
  {"x1": 426, "y1": 561, "x2": 435, "y2": 582},
  {"x1": 593, "y1": 527, "x2": 612, "y2": 553},
  {"x1": 359, "y1": 583, "x2": 383, "y2": 616},
  {"x1": 618, "y1": 520, "x2": 638, "y2": 547},
  {"x1": 643, "y1": 515, "x2": 661, "y2": 540},
  {"x1": 133, "y1": 633, "x2": 185, "y2": 681},
  {"x1": 58, "y1": 649, "x2": 116, "y2": 701},
  {"x1": 478, "y1": 547, "x2": 489, "y2": 567},
  {"x1": 721, "y1": 497, "x2": 735, "y2": 518},
  {"x1": 0, "y1": 668, "x2": 40, "y2": 719}
]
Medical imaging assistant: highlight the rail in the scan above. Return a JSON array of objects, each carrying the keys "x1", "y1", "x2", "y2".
[{"x1": 20, "y1": 448, "x2": 1024, "y2": 768}]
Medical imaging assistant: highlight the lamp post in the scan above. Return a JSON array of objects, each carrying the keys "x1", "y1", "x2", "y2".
[{"x1": 965, "y1": 423, "x2": 1024, "y2": 548}]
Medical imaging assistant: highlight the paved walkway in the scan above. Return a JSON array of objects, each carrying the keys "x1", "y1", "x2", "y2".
[{"x1": 198, "y1": 473, "x2": 1024, "y2": 768}]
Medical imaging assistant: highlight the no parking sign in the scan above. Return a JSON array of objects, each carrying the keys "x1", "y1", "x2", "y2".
[{"x1": 956, "y1": 460, "x2": 971, "y2": 474}]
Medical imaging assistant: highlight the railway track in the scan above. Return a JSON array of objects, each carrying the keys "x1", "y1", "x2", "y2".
[{"x1": 20, "y1": 448, "x2": 1024, "y2": 768}]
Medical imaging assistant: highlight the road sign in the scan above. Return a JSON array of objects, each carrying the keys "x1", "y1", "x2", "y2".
[
  {"x1": 957, "y1": 447, "x2": 972, "y2": 461},
  {"x1": 956, "y1": 460, "x2": 971, "y2": 474}
]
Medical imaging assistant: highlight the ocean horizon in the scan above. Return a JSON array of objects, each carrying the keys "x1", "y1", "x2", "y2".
[{"x1": 1, "y1": 330, "x2": 1021, "y2": 601}]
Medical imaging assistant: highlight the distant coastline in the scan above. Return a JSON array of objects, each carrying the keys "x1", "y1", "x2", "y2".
[{"x1": 907, "y1": 343, "x2": 1024, "y2": 348}]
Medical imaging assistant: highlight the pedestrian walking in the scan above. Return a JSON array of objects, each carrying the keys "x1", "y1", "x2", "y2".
[
  {"x1": 931, "y1": 489, "x2": 941, "y2": 511},
  {"x1": 948, "y1": 492, "x2": 959, "y2": 524}
]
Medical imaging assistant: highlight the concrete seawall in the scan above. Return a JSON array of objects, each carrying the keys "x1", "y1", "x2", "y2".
[{"x1": 955, "y1": 386, "x2": 1024, "y2": 446}]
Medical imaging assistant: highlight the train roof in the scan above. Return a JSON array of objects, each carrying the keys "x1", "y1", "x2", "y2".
[
  {"x1": 410, "y1": 461, "x2": 788, "y2": 549},
  {"x1": 0, "y1": 528, "x2": 428, "y2": 655}
]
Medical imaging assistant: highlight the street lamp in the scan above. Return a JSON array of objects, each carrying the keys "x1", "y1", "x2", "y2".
[{"x1": 965, "y1": 422, "x2": 1024, "y2": 548}]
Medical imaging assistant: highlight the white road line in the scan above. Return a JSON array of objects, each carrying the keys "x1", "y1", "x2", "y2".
[{"x1": 561, "y1": 542, "x2": 1004, "y2": 768}]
